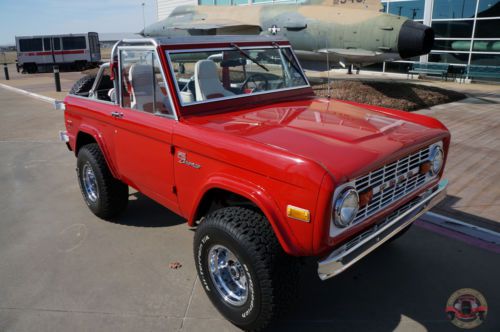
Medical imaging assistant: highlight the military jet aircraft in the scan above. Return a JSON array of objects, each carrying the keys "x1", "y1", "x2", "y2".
[{"x1": 141, "y1": 0, "x2": 434, "y2": 71}]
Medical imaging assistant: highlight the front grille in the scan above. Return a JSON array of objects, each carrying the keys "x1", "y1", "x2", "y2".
[
  {"x1": 352, "y1": 146, "x2": 432, "y2": 224},
  {"x1": 341, "y1": 195, "x2": 423, "y2": 252}
]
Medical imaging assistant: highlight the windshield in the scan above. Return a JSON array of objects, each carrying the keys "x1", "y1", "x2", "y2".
[{"x1": 166, "y1": 46, "x2": 309, "y2": 106}]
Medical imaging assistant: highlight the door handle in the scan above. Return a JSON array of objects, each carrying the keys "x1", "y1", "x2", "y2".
[{"x1": 111, "y1": 111, "x2": 124, "y2": 118}]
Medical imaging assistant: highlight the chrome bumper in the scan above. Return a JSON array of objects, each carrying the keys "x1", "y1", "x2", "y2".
[{"x1": 318, "y1": 179, "x2": 448, "y2": 280}]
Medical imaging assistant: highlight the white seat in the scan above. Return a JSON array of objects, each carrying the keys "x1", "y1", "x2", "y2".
[
  {"x1": 194, "y1": 60, "x2": 234, "y2": 101},
  {"x1": 128, "y1": 64, "x2": 165, "y2": 112}
]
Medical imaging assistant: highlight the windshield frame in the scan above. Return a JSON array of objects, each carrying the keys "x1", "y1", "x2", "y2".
[{"x1": 164, "y1": 45, "x2": 311, "y2": 110}]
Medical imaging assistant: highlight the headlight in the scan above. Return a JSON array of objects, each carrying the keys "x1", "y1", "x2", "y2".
[
  {"x1": 333, "y1": 188, "x2": 359, "y2": 228},
  {"x1": 430, "y1": 145, "x2": 444, "y2": 175}
]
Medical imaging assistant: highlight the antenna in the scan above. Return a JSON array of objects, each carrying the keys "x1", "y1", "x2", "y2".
[{"x1": 326, "y1": 38, "x2": 331, "y2": 99}]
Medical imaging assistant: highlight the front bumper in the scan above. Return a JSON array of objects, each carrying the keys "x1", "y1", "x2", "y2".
[{"x1": 318, "y1": 179, "x2": 448, "y2": 280}]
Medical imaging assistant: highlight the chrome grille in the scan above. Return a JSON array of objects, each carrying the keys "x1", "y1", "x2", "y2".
[
  {"x1": 342, "y1": 196, "x2": 422, "y2": 252},
  {"x1": 352, "y1": 146, "x2": 431, "y2": 224}
]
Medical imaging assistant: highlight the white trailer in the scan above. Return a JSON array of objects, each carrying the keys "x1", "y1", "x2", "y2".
[{"x1": 16, "y1": 32, "x2": 101, "y2": 73}]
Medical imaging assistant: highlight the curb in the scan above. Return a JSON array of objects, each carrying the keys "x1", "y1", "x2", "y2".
[
  {"x1": 421, "y1": 211, "x2": 500, "y2": 246},
  {"x1": 0, "y1": 83, "x2": 56, "y2": 104}
]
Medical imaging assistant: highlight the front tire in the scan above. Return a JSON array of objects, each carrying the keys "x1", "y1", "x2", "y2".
[
  {"x1": 77, "y1": 143, "x2": 128, "y2": 219},
  {"x1": 194, "y1": 207, "x2": 298, "y2": 331}
]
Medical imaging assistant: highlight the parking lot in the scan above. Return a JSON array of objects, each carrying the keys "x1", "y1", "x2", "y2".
[{"x1": 0, "y1": 87, "x2": 499, "y2": 331}]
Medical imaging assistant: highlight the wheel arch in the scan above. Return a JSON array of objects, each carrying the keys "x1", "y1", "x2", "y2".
[
  {"x1": 75, "y1": 127, "x2": 119, "y2": 179},
  {"x1": 188, "y1": 175, "x2": 306, "y2": 256}
]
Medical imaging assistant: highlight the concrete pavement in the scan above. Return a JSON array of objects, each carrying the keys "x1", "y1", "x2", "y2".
[{"x1": 0, "y1": 88, "x2": 499, "y2": 332}]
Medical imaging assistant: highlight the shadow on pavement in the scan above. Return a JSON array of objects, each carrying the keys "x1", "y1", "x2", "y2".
[
  {"x1": 108, "y1": 192, "x2": 185, "y2": 228},
  {"x1": 268, "y1": 226, "x2": 499, "y2": 331}
]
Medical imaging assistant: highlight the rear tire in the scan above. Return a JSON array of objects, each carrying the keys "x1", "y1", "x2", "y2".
[
  {"x1": 76, "y1": 143, "x2": 128, "y2": 220},
  {"x1": 194, "y1": 207, "x2": 298, "y2": 331},
  {"x1": 70, "y1": 74, "x2": 96, "y2": 95}
]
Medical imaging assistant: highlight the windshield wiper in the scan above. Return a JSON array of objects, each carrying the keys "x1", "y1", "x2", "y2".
[
  {"x1": 231, "y1": 43, "x2": 269, "y2": 72},
  {"x1": 272, "y1": 42, "x2": 302, "y2": 76}
]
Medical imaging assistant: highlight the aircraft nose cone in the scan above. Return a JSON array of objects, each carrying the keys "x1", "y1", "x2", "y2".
[{"x1": 397, "y1": 20, "x2": 434, "y2": 59}]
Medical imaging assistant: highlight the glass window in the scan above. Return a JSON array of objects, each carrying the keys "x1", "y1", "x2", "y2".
[
  {"x1": 234, "y1": 0, "x2": 248, "y2": 4},
  {"x1": 62, "y1": 36, "x2": 86, "y2": 50},
  {"x1": 381, "y1": 2, "x2": 388, "y2": 13},
  {"x1": 198, "y1": 0, "x2": 214, "y2": 4},
  {"x1": 433, "y1": 40, "x2": 500, "y2": 55},
  {"x1": 388, "y1": 0, "x2": 424, "y2": 19},
  {"x1": 433, "y1": 0, "x2": 477, "y2": 18},
  {"x1": 167, "y1": 46, "x2": 308, "y2": 105},
  {"x1": 474, "y1": 19, "x2": 500, "y2": 38},
  {"x1": 429, "y1": 52, "x2": 470, "y2": 64},
  {"x1": 19, "y1": 38, "x2": 43, "y2": 52},
  {"x1": 470, "y1": 53, "x2": 500, "y2": 66},
  {"x1": 473, "y1": 40, "x2": 500, "y2": 51},
  {"x1": 431, "y1": 20, "x2": 474, "y2": 38},
  {"x1": 216, "y1": 0, "x2": 231, "y2": 3},
  {"x1": 120, "y1": 49, "x2": 173, "y2": 116},
  {"x1": 477, "y1": 0, "x2": 500, "y2": 17},
  {"x1": 43, "y1": 38, "x2": 51, "y2": 51},
  {"x1": 53, "y1": 38, "x2": 61, "y2": 50},
  {"x1": 434, "y1": 39, "x2": 472, "y2": 51}
]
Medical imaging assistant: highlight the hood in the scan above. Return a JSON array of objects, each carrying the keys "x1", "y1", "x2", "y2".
[{"x1": 184, "y1": 98, "x2": 448, "y2": 182}]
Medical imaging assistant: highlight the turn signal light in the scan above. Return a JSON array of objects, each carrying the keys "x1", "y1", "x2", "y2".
[
  {"x1": 420, "y1": 161, "x2": 431, "y2": 174},
  {"x1": 359, "y1": 189, "x2": 373, "y2": 208},
  {"x1": 287, "y1": 205, "x2": 310, "y2": 222}
]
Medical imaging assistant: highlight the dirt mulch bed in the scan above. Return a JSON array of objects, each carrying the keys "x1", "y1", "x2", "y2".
[{"x1": 312, "y1": 80, "x2": 466, "y2": 111}]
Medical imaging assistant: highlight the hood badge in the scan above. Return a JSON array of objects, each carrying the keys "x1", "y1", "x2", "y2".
[{"x1": 177, "y1": 151, "x2": 201, "y2": 169}]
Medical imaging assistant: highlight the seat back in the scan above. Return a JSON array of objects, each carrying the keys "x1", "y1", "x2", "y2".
[
  {"x1": 129, "y1": 63, "x2": 164, "y2": 111},
  {"x1": 194, "y1": 60, "x2": 234, "y2": 101}
]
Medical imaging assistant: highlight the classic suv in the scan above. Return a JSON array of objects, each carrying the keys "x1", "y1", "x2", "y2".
[{"x1": 58, "y1": 35, "x2": 449, "y2": 331}]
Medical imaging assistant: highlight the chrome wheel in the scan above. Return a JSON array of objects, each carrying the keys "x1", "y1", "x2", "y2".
[
  {"x1": 208, "y1": 244, "x2": 248, "y2": 306},
  {"x1": 82, "y1": 163, "x2": 99, "y2": 203}
]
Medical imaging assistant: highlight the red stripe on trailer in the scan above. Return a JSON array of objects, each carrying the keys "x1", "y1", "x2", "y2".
[{"x1": 26, "y1": 50, "x2": 86, "y2": 56}]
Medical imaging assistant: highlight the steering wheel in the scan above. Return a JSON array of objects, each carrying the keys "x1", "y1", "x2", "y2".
[{"x1": 241, "y1": 73, "x2": 269, "y2": 93}]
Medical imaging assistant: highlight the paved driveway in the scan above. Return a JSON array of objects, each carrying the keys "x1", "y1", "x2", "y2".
[{"x1": 0, "y1": 88, "x2": 499, "y2": 331}]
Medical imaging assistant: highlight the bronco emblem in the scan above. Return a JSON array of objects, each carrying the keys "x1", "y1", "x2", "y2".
[{"x1": 177, "y1": 151, "x2": 201, "y2": 169}]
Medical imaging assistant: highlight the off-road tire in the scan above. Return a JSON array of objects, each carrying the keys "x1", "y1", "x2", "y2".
[
  {"x1": 76, "y1": 143, "x2": 128, "y2": 220},
  {"x1": 194, "y1": 207, "x2": 298, "y2": 331},
  {"x1": 70, "y1": 74, "x2": 96, "y2": 95}
]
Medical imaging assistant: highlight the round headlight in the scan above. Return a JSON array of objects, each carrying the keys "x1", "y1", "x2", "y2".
[
  {"x1": 333, "y1": 188, "x2": 359, "y2": 228},
  {"x1": 430, "y1": 146, "x2": 444, "y2": 175}
]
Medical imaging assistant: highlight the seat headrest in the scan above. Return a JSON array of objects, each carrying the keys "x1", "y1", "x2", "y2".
[
  {"x1": 195, "y1": 60, "x2": 218, "y2": 80},
  {"x1": 129, "y1": 64, "x2": 153, "y2": 83}
]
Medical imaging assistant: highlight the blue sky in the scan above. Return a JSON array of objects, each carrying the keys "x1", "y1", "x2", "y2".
[{"x1": 0, "y1": 0, "x2": 157, "y2": 45}]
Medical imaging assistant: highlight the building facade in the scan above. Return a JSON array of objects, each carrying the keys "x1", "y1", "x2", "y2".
[{"x1": 157, "y1": 0, "x2": 500, "y2": 77}]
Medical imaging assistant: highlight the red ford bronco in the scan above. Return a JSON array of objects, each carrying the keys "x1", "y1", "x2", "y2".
[{"x1": 58, "y1": 35, "x2": 449, "y2": 330}]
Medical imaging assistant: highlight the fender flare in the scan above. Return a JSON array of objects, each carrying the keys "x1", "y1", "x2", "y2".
[
  {"x1": 76, "y1": 125, "x2": 120, "y2": 179},
  {"x1": 188, "y1": 174, "x2": 308, "y2": 256}
]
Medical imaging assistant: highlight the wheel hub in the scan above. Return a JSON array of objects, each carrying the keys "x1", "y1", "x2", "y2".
[
  {"x1": 82, "y1": 163, "x2": 99, "y2": 203},
  {"x1": 208, "y1": 244, "x2": 248, "y2": 306}
]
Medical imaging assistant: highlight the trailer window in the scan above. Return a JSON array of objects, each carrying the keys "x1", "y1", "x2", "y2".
[
  {"x1": 62, "y1": 36, "x2": 86, "y2": 50},
  {"x1": 43, "y1": 38, "x2": 51, "y2": 51},
  {"x1": 53, "y1": 38, "x2": 61, "y2": 50},
  {"x1": 19, "y1": 38, "x2": 43, "y2": 52}
]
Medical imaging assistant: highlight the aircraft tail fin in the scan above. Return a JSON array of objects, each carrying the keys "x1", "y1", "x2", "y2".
[{"x1": 304, "y1": 0, "x2": 383, "y2": 11}]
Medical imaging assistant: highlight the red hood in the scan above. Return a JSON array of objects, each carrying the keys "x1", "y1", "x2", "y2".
[{"x1": 183, "y1": 98, "x2": 449, "y2": 183}]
